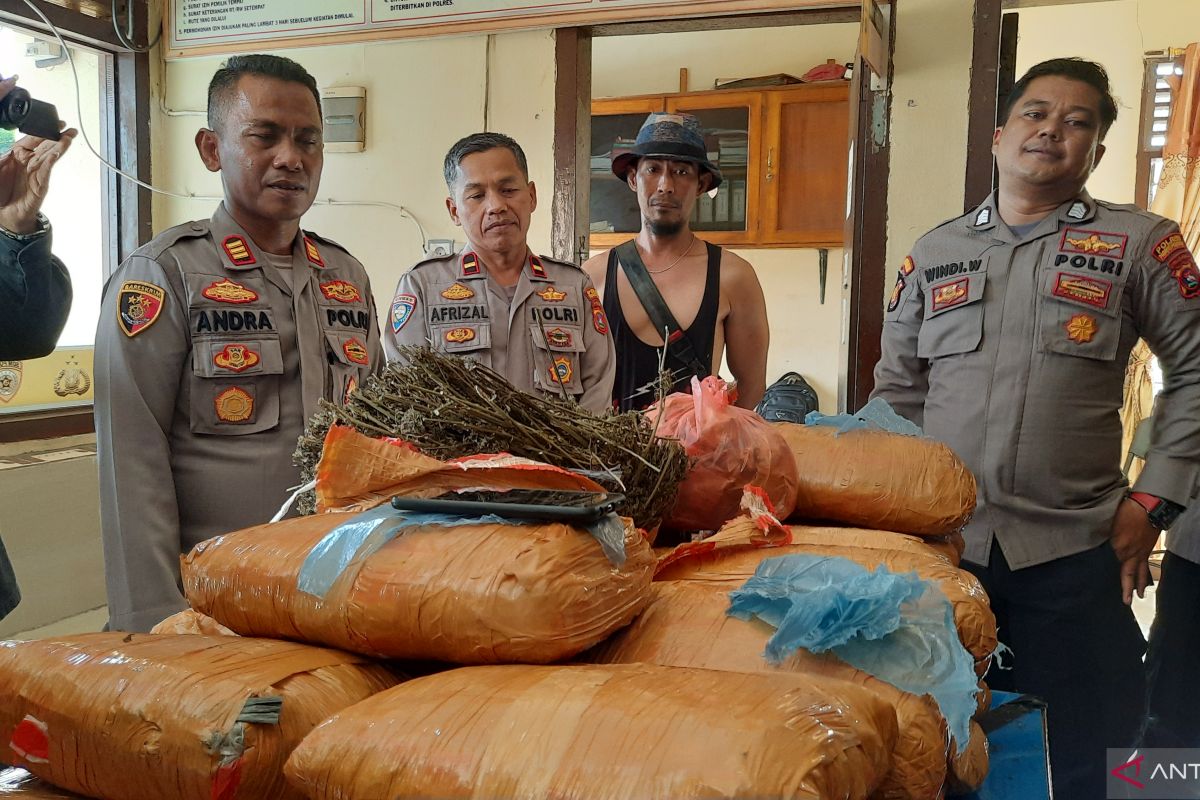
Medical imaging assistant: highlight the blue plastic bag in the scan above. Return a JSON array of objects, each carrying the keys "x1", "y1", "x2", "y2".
[
  {"x1": 804, "y1": 396, "x2": 923, "y2": 437},
  {"x1": 728, "y1": 553, "x2": 979, "y2": 747}
]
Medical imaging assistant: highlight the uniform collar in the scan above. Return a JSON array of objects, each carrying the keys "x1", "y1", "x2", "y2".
[
  {"x1": 208, "y1": 204, "x2": 326, "y2": 272},
  {"x1": 965, "y1": 190, "x2": 1097, "y2": 234},
  {"x1": 458, "y1": 248, "x2": 551, "y2": 282}
]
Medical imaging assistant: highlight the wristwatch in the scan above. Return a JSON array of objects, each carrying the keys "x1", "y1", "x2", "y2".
[
  {"x1": 1126, "y1": 491, "x2": 1186, "y2": 530},
  {"x1": 0, "y1": 213, "x2": 49, "y2": 242}
]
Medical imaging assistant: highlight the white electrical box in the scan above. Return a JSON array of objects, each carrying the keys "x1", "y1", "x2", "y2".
[
  {"x1": 322, "y1": 86, "x2": 366, "y2": 153},
  {"x1": 425, "y1": 239, "x2": 456, "y2": 258}
]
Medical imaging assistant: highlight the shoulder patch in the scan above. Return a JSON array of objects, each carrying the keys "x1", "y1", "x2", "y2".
[
  {"x1": 408, "y1": 252, "x2": 457, "y2": 271},
  {"x1": 130, "y1": 220, "x2": 210, "y2": 261},
  {"x1": 117, "y1": 280, "x2": 166, "y2": 337},
  {"x1": 302, "y1": 229, "x2": 352, "y2": 255},
  {"x1": 537, "y1": 254, "x2": 583, "y2": 272}
]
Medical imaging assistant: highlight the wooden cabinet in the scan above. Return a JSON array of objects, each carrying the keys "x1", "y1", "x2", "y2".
[{"x1": 589, "y1": 82, "x2": 849, "y2": 249}]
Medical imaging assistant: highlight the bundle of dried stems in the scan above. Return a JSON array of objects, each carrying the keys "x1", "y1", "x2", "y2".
[{"x1": 294, "y1": 347, "x2": 688, "y2": 529}]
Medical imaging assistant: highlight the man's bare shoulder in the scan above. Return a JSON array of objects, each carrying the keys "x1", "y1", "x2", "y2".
[
  {"x1": 718, "y1": 249, "x2": 764, "y2": 292},
  {"x1": 582, "y1": 250, "x2": 611, "y2": 292}
]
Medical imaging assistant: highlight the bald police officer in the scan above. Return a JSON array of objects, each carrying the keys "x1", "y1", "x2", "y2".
[
  {"x1": 94, "y1": 55, "x2": 382, "y2": 632},
  {"x1": 873, "y1": 58, "x2": 1200, "y2": 799},
  {"x1": 385, "y1": 132, "x2": 615, "y2": 412}
]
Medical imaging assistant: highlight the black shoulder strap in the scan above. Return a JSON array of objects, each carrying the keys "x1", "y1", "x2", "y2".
[{"x1": 614, "y1": 239, "x2": 710, "y2": 380}]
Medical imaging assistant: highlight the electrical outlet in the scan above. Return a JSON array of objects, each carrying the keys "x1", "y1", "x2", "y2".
[{"x1": 425, "y1": 239, "x2": 456, "y2": 257}]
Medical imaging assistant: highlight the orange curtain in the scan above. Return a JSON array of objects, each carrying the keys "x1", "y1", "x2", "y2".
[{"x1": 1123, "y1": 44, "x2": 1200, "y2": 484}]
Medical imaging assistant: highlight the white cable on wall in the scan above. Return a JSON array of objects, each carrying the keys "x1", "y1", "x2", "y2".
[{"x1": 18, "y1": 0, "x2": 428, "y2": 247}]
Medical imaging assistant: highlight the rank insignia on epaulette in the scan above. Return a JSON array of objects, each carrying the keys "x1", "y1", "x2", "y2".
[
  {"x1": 343, "y1": 338, "x2": 369, "y2": 365},
  {"x1": 222, "y1": 236, "x2": 256, "y2": 266},
  {"x1": 303, "y1": 236, "x2": 325, "y2": 268},
  {"x1": 1067, "y1": 201, "x2": 1087, "y2": 220},
  {"x1": 1065, "y1": 313, "x2": 1097, "y2": 344},
  {"x1": 117, "y1": 281, "x2": 166, "y2": 338},
  {"x1": 320, "y1": 280, "x2": 362, "y2": 303},
  {"x1": 445, "y1": 327, "x2": 476, "y2": 344},
  {"x1": 441, "y1": 282, "x2": 475, "y2": 301},
  {"x1": 529, "y1": 255, "x2": 548, "y2": 279},
  {"x1": 549, "y1": 356, "x2": 573, "y2": 384},
  {"x1": 974, "y1": 207, "x2": 991, "y2": 226},
  {"x1": 461, "y1": 252, "x2": 481, "y2": 276},
  {"x1": 537, "y1": 286, "x2": 566, "y2": 302},
  {"x1": 545, "y1": 327, "x2": 572, "y2": 348},
  {"x1": 391, "y1": 294, "x2": 416, "y2": 333},
  {"x1": 202, "y1": 278, "x2": 258, "y2": 304},
  {"x1": 214, "y1": 386, "x2": 254, "y2": 423},
  {"x1": 213, "y1": 343, "x2": 260, "y2": 373}
]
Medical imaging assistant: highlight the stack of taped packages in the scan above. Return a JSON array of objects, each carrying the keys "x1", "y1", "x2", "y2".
[
  {"x1": 635, "y1": 380, "x2": 997, "y2": 798},
  {"x1": 0, "y1": 379, "x2": 993, "y2": 800}
]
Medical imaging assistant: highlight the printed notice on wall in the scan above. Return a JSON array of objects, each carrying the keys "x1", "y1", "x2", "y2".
[
  {"x1": 174, "y1": 0, "x2": 365, "y2": 44},
  {"x1": 168, "y1": 0, "x2": 794, "y2": 55}
]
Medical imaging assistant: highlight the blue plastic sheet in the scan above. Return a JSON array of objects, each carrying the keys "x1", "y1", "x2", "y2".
[
  {"x1": 297, "y1": 505, "x2": 627, "y2": 599},
  {"x1": 728, "y1": 553, "x2": 979, "y2": 747},
  {"x1": 804, "y1": 396, "x2": 924, "y2": 437}
]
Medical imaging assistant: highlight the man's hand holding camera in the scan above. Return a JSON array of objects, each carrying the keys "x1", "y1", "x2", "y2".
[{"x1": 0, "y1": 75, "x2": 76, "y2": 235}]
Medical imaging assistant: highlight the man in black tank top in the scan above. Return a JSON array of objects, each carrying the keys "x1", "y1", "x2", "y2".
[{"x1": 584, "y1": 113, "x2": 768, "y2": 412}]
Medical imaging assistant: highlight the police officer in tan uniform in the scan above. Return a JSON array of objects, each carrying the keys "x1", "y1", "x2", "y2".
[
  {"x1": 385, "y1": 132, "x2": 615, "y2": 412},
  {"x1": 873, "y1": 59, "x2": 1200, "y2": 799},
  {"x1": 94, "y1": 55, "x2": 382, "y2": 633}
]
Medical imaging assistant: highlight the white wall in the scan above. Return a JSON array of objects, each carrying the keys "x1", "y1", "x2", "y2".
[
  {"x1": 594, "y1": 24, "x2": 859, "y2": 411},
  {"x1": 1016, "y1": 0, "x2": 1200, "y2": 205},
  {"x1": 152, "y1": 29, "x2": 558, "y2": 315}
]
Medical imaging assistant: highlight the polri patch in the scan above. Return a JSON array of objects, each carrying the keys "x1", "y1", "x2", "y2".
[
  {"x1": 930, "y1": 278, "x2": 969, "y2": 312},
  {"x1": 1166, "y1": 250, "x2": 1200, "y2": 299},
  {"x1": 213, "y1": 343, "x2": 260, "y2": 373},
  {"x1": 391, "y1": 293, "x2": 416, "y2": 334},
  {"x1": 1152, "y1": 232, "x2": 1188, "y2": 264},
  {"x1": 445, "y1": 327, "x2": 476, "y2": 344},
  {"x1": 900, "y1": 256, "x2": 916, "y2": 276},
  {"x1": 548, "y1": 355, "x2": 573, "y2": 384},
  {"x1": 202, "y1": 279, "x2": 258, "y2": 304},
  {"x1": 343, "y1": 375, "x2": 358, "y2": 405},
  {"x1": 1059, "y1": 228, "x2": 1126, "y2": 259},
  {"x1": 117, "y1": 280, "x2": 166, "y2": 338},
  {"x1": 887, "y1": 273, "x2": 905, "y2": 312},
  {"x1": 320, "y1": 280, "x2": 362, "y2": 303},
  {"x1": 530, "y1": 255, "x2": 549, "y2": 280},
  {"x1": 222, "y1": 236, "x2": 256, "y2": 266},
  {"x1": 303, "y1": 236, "x2": 325, "y2": 268},
  {"x1": 343, "y1": 338, "x2": 369, "y2": 365},
  {"x1": 1065, "y1": 313, "x2": 1097, "y2": 344},
  {"x1": 441, "y1": 282, "x2": 475, "y2": 301},
  {"x1": 537, "y1": 286, "x2": 566, "y2": 302},
  {"x1": 585, "y1": 286, "x2": 608, "y2": 334},
  {"x1": 214, "y1": 386, "x2": 254, "y2": 422},
  {"x1": 1052, "y1": 272, "x2": 1111, "y2": 310}
]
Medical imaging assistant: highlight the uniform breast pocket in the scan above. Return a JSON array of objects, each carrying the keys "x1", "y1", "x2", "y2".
[
  {"x1": 530, "y1": 323, "x2": 585, "y2": 395},
  {"x1": 431, "y1": 323, "x2": 492, "y2": 367},
  {"x1": 1037, "y1": 270, "x2": 1124, "y2": 361},
  {"x1": 190, "y1": 336, "x2": 284, "y2": 435},
  {"x1": 916, "y1": 273, "x2": 987, "y2": 359},
  {"x1": 323, "y1": 331, "x2": 373, "y2": 405}
]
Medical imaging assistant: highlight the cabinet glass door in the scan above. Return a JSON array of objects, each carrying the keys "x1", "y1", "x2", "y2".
[{"x1": 590, "y1": 100, "x2": 664, "y2": 241}]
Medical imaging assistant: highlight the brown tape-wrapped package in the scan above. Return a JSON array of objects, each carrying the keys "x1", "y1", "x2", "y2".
[
  {"x1": 657, "y1": 519, "x2": 998, "y2": 675},
  {"x1": 648, "y1": 378, "x2": 799, "y2": 532},
  {"x1": 0, "y1": 770, "x2": 82, "y2": 798},
  {"x1": 183, "y1": 511, "x2": 654, "y2": 663},
  {"x1": 948, "y1": 721, "x2": 991, "y2": 795},
  {"x1": 586, "y1": 580, "x2": 949, "y2": 800},
  {"x1": 284, "y1": 663, "x2": 898, "y2": 800},
  {"x1": 0, "y1": 633, "x2": 398, "y2": 800},
  {"x1": 150, "y1": 608, "x2": 238, "y2": 636},
  {"x1": 775, "y1": 423, "x2": 976, "y2": 537}
]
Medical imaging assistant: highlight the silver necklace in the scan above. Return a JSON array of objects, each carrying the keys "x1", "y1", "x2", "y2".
[{"x1": 641, "y1": 235, "x2": 697, "y2": 274}]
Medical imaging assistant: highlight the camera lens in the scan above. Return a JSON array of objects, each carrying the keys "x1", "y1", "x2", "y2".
[{"x1": 0, "y1": 87, "x2": 31, "y2": 130}]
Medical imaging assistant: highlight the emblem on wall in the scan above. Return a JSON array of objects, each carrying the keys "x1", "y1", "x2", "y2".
[{"x1": 0, "y1": 361, "x2": 22, "y2": 403}]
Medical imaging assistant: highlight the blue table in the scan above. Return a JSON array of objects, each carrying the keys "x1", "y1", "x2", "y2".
[{"x1": 954, "y1": 691, "x2": 1052, "y2": 800}]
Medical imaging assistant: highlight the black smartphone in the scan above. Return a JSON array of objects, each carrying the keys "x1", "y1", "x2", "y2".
[
  {"x1": 0, "y1": 85, "x2": 61, "y2": 141},
  {"x1": 390, "y1": 489, "x2": 625, "y2": 523}
]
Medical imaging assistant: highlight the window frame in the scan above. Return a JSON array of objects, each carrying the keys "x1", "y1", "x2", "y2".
[
  {"x1": 1135, "y1": 53, "x2": 1184, "y2": 211},
  {"x1": 0, "y1": 1, "x2": 152, "y2": 442}
]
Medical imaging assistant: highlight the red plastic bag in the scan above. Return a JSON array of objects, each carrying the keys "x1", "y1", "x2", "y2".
[{"x1": 648, "y1": 377, "x2": 798, "y2": 532}]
